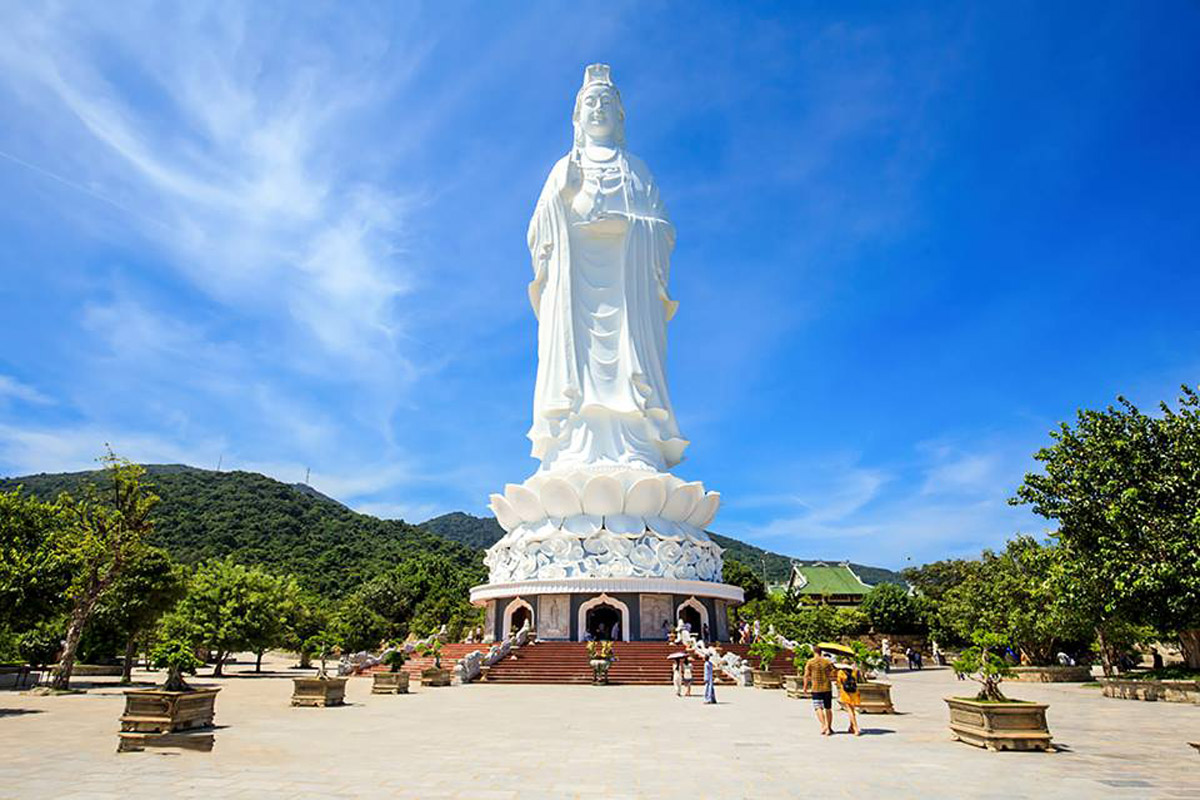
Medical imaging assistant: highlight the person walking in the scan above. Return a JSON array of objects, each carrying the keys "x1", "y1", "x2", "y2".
[
  {"x1": 703, "y1": 649, "x2": 718, "y2": 704},
  {"x1": 880, "y1": 638, "x2": 892, "y2": 673},
  {"x1": 683, "y1": 656, "x2": 694, "y2": 697},
  {"x1": 672, "y1": 656, "x2": 684, "y2": 697},
  {"x1": 835, "y1": 661, "x2": 862, "y2": 736},
  {"x1": 802, "y1": 647, "x2": 836, "y2": 736}
]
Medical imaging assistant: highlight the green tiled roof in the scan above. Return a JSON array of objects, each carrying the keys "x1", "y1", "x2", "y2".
[{"x1": 791, "y1": 563, "x2": 872, "y2": 596}]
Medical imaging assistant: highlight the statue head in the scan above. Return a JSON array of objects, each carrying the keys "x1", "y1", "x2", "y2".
[{"x1": 573, "y1": 63, "x2": 626, "y2": 148}]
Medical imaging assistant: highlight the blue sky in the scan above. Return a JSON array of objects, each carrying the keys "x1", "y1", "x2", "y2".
[{"x1": 1, "y1": 3, "x2": 1197, "y2": 568}]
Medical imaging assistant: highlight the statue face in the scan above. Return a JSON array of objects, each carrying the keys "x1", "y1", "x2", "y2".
[{"x1": 578, "y1": 84, "x2": 620, "y2": 143}]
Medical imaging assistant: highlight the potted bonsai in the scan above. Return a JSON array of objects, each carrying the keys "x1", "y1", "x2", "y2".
[
  {"x1": 850, "y1": 642, "x2": 894, "y2": 714},
  {"x1": 587, "y1": 640, "x2": 615, "y2": 685},
  {"x1": 372, "y1": 643, "x2": 410, "y2": 694},
  {"x1": 118, "y1": 637, "x2": 219, "y2": 750},
  {"x1": 290, "y1": 632, "x2": 347, "y2": 707},
  {"x1": 417, "y1": 639, "x2": 451, "y2": 687},
  {"x1": 946, "y1": 632, "x2": 1052, "y2": 752},
  {"x1": 784, "y1": 644, "x2": 813, "y2": 698},
  {"x1": 749, "y1": 639, "x2": 784, "y2": 689}
]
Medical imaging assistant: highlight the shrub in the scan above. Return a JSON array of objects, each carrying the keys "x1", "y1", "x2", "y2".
[
  {"x1": 953, "y1": 631, "x2": 1012, "y2": 702},
  {"x1": 150, "y1": 637, "x2": 203, "y2": 692}
]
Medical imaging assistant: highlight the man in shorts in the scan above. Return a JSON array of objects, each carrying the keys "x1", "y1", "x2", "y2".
[{"x1": 803, "y1": 646, "x2": 836, "y2": 736}]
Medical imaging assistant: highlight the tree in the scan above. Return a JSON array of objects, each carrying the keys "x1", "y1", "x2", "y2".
[
  {"x1": 167, "y1": 558, "x2": 291, "y2": 676},
  {"x1": 722, "y1": 558, "x2": 766, "y2": 602},
  {"x1": 860, "y1": 583, "x2": 922, "y2": 635},
  {"x1": 1012, "y1": 388, "x2": 1200, "y2": 668},
  {"x1": 941, "y1": 537, "x2": 1092, "y2": 666},
  {"x1": 88, "y1": 547, "x2": 185, "y2": 682},
  {"x1": 51, "y1": 451, "x2": 159, "y2": 689},
  {"x1": 0, "y1": 489, "x2": 73, "y2": 633}
]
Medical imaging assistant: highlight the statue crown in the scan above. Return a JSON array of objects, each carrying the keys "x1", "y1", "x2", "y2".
[{"x1": 582, "y1": 63, "x2": 614, "y2": 89}]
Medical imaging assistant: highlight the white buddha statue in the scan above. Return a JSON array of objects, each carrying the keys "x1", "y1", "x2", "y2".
[{"x1": 526, "y1": 63, "x2": 687, "y2": 474}]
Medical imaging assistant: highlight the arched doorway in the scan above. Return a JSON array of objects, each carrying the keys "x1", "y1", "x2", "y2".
[
  {"x1": 503, "y1": 597, "x2": 534, "y2": 639},
  {"x1": 678, "y1": 605, "x2": 702, "y2": 636},
  {"x1": 576, "y1": 594, "x2": 631, "y2": 641},
  {"x1": 585, "y1": 604, "x2": 621, "y2": 640},
  {"x1": 676, "y1": 596, "x2": 710, "y2": 639}
]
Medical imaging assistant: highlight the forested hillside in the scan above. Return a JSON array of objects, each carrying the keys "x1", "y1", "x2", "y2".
[{"x1": 0, "y1": 466, "x2": 483, "y2": 597}]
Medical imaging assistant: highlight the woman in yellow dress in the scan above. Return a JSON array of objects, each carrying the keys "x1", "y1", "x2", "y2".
[{"x1": 835, "y1": 662, "x2": 862, "y2": 736}]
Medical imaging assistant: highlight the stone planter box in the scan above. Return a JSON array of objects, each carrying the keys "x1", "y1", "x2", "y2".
[
  {"x1": 752, "y1": 670, "x2": 784, "y2": 689},
  {"x1": 120, "y1": 688, "x2": 219, "y2": 733},
  {"x1": 783, "y1": 675, "x2": 810, "y2": 699},
  {"x1": 1101, "y1": 678, "x2": 1200, "y2": 704},
  {"x1": 945, "y1": 697, "x2": 1052, "y2": 752},
  {"x1": 73, "y1": 664, "x2": 123, "y2": 677},
  {"x1": 858, "y1": 681, "x2": 894, "y2": 714},
  {"x1": 420, "y1": 668, "x2": 451, "y2": 687},
  {"x1": 371, "y1": 671, "x2": 410, "y2": 694},
  {"x1": 291, "y1": 677, "x2": 347, "y2": 707},
  {"x1": 1009, "y1": 666, "x2": 1093, "y2": 683}
]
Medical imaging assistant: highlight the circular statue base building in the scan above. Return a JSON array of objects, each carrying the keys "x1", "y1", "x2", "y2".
[{"x1": 470, "y1": 64, "x2": 744, "y2": 641}]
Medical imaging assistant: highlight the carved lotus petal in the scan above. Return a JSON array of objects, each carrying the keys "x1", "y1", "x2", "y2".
[
  {"x1": 516, "y1": 555, "x2": 537, "y2": 578},
  {"x1": 567, "y1": 541, "x2": 584, "y2": 561},
  {"x1": 490, "y1": 494, "x2": 522, "y2": 532},
  {"x1": 658, "y1": 540, "x2": 683, "y2": 564},
  {"x1": 679, "y1": 563, "x2": 699, "y2": 580},
  {"x1": 685, "y1": 491, "x2": 720, "y2": 529},
  {"x1": 541, "y1": 477, "x2": 582, "y2": 517},
  {"x1": 610, "y1": 560, "x2": 633, "y2": 578},
  {"x1": 630, "y1": 543, "x2": 657, "y2": 570},
  {"x1": 603, "y1": 513, "x2": 644, "y2": 535},
  {"x1": 583, "y1": 534, "x2": 610, "y2": 555},
  {"x1": 582, "y1": 474, "x2": 623, "y2": 516},
  {"x1": 661, "y1": 482, "x2": 703, "y2": 522},
  {"x1": 541, "y1": 563, "x2": 567, "y2": 580},
  {"x1": 646, "y1": 516, "x2": 683, "y2": 539},
  {"x1": 505, "y1": 483, "x2": 545, "y2": 524},
  {"x1": 608, "y1": 536, "x2": 632, "y2": 556},
  {"x1": 563, "y1": 514, "x2": 602, "y2": 536},
  {"x1": 625, "y1": 476, "x2": 668, "y2": 516}
]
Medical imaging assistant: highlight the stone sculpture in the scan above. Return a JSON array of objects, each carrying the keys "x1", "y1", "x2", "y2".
[{"x1": 485, "y1": 64, "x2": 724, "y2": 585}]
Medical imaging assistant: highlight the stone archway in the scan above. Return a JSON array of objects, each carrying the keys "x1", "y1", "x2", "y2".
[
  {"x1": 676, "y1": 596, "x2": 709, "y2": 639},
  {"x1": 577, "y1": 593, "x2": 630, "y2": 641},
  {"x1": 503, "y1": 597, "x2": 534, "y2": 639}
]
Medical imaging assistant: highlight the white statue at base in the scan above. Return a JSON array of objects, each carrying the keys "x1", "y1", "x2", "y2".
[{"x1": 486, "y1": 65, "x2": 723, "y2": 585}]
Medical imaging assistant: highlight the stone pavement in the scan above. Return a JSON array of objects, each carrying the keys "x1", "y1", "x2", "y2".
[{"x1": 0, "y1": 654, "x2": 1196, "y2": 799}]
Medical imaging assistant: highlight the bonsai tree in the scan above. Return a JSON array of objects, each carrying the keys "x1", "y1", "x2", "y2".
[
  {"x1": 381, "y1": 642, "x2": 407, "y2": 673},
  {"x1": 953, "y1": 631, "x2": 1012, "y2": 702},
  {"x1": 791, "y1": 643, "x2": 814, "y2": 674},
  {"x1": 150, "y1": 637, "x2": 203, "y2": 692},
  {"x1": 749, "y1": 638, "x2": 782, "y2": 672},
  {"x1": 850, "y1": 641, "x2": 887, "y2": 676},
  {"x1": 304, "y1": 631, "x2": 341, "y2": 679},
  {"x1": 416, "y1": 639, "x2": 443, "y2": 670}
]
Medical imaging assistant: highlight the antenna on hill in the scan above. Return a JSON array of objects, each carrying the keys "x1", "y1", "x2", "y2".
[
  {"x1": 216, "y1": 454, "x2": 223, "y2": 472},
  {"x1": 305, "y1": 467, "x2": 311, "y2": 486}
]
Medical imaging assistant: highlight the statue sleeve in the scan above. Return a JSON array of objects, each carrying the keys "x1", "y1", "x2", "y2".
[{"x1": 527, "y1": 158, "x2": 570, "y2": 317}]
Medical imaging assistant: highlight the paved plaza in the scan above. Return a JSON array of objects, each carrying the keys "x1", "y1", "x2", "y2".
[{"x1": 0, "y1": 655, "x2": 1197, "y2": 799}]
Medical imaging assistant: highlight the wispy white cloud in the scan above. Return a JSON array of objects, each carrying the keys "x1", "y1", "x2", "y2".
[{"x1": 0, "y1": 376, "x2": 54, "y2": 407}]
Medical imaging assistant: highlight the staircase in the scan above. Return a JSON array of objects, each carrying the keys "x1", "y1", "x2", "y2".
[{"x1": 361, "y1": 641, "x2": 799, "y2": 685}]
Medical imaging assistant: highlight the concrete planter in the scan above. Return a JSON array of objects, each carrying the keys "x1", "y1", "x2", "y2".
[
  {"x1": 1101, "y1": 678, "x2": 1200, "y2": 704},
  {"x1": 120, "y1": 688, "x2": 220, "y2": 733},
  {"x1": 371, "y1": 671, "x2": 410, "y2": 694},
  {"x1": 420, "y1": 668, "x2": 451, "y2": 687},
  {"x1": 945, "y1": 697, "x2": 1052, "y2": 752},
  {"x1": 291, "y1": 677, "x2": 347, "y2": 707},
  {"x1": 1009, "y1": 666, "x2": 1092, "y2": 683},
  {"x1": 858, "y1": 681, "x2": 894, "y2": 713},
  {"x1": 783, "y1": 675, "x2": 810, "y2": 699},
  {"x1": 752, "y1": 670, "x2": 784, "y2": 689}
]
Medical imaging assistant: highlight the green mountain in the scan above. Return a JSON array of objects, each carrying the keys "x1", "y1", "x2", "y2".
[
  {"x1": 0, "y1": 465, "x2": 482, "y2": 597},
  {"x1": 420, "y1": 512, "x2": 905, "y2": 586}
]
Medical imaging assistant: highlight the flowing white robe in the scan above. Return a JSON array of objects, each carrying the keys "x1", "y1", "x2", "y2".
[{"x1": 526, "y1": 150, "x2": 688, "y2": 472}]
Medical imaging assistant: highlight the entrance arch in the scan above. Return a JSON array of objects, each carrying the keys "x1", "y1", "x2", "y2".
[
  {"x1": 577, "y1": 593, "x2": 630, "y2": 641},
  {"x1": 503, "y1": 597, "x2": 534, "y2": 639},
  {"x1": 676, "y1": 596, "x2": 709, "y2": 639}
]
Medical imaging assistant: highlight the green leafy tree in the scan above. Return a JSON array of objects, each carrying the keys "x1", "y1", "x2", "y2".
[
  {"x1": 1012, "y1": 388, "x2": 1200, "y2": 668},
  {"x1": 942, "y1": 537, "x2": 1091, "y2": 666},
  {"x1": 281, "y1": 590, "x2": 332, "y2": 669},
  {"x1": 51, "y1": 452, "x2": 159, "y2": 689},
  {"x1": 721, "y1": 558, "x2": 766, "y2": 602},
  {"x1": 87, "y1": 547, "x2": 185, "y2": 682},
  {"x1": 860, "y1": 583, "x2": 922, "y2": 634},
  {"x1": 0, "y1": 489, "x2": 74, "y2": 633}
]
